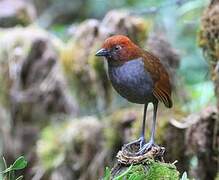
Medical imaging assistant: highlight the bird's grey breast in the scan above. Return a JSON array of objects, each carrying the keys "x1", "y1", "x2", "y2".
[{"x1": 108, "y1": 58, "x2": 154, "y2": 104}]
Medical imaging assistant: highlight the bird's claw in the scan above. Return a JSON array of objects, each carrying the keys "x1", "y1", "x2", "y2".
[
  {"x1": 123, "y1": 136, "x2": 145, "y2": 150},
  {"x1": 134, "y1": 141, "x2": 158, "y2": 156},
  {"x1": 122, "y1": 138, "x2": 159, "y2": 156}
]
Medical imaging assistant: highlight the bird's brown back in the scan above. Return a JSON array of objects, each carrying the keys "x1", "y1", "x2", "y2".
[{"x1": 142, "y1": 50, "x2": 172, "y2": 108}]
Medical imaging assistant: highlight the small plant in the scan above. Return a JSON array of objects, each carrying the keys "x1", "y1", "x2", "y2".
[
  {"x1": 103, "y1": 167, "x2": 111, "y2": 180},
  {"x1": 0, "y1": 156, "x2": 27, "y2": 180}
]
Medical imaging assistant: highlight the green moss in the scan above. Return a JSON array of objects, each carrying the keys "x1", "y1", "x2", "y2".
[
  {"x1": 37, "y1": 116, "x2": 103, "y2": 171},
  {"x1": 37, "y1": 125, "x2": 66, "y2": 170},
  {"x1": 124, "y1": 164, "x2": 147, "y2": 180},
  {"x1": 105, "y1": 160, "x2": 180, "y2": 180},
  {"x1": 144, "y1": 161, "x2": 179, "y2": 180}
]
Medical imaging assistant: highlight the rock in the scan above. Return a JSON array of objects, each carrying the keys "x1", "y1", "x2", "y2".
[
  {"x1": 0, "y1": 26, "x2": 78, "y2": 123},
  {"x1": 0, "y1": 0, "x2": 36, "y2": 27},
  {"x1": 162, "y1": 118, "x2": 188, "y2": 173},
  {"x1": 199, "y1": 0, "x2": 219, "y2": 66},
  {"x1": 61, "y1": 19, "x2": 110, "y2": 114},
  {"x1": 99, "y1": 10, "x2": 150, "y2": 46},
  {"x1": 185, "y1": 106, "x2": 218, "y2": 180},
  {"x1": 33, "y1": 108, "x2": 140, "y2": 180},
  {"x1": 165, "y1": 106, "x2": 218, "y2": 179},
  {"x1": 36, "y1": 116, "x2": 106, "y2": 180},
  {"x1": 198, "y1": 0, "x2": 219, "y2": 109},
  {"x1": 0, "y1": 26, "x2": 78, "y2": 179},
  {"x1": 110, "y1": 159, "x2": 179, "y2": 179}
]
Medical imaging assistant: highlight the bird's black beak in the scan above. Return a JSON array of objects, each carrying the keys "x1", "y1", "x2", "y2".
[{"x1": 95, "y1": 48, "x2": 110, "y2": 57}]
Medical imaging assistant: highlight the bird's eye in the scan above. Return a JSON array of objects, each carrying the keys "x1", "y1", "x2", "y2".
[{"x1": 114, "y1": 45, "x2": 122, "y2": 51}]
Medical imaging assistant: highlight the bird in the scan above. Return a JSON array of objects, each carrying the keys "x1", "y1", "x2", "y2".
[{"x1": 95, "y1": 35, "x2": 172, "y2": 155}]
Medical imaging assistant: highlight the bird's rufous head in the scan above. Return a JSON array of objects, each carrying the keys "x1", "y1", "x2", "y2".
[{"x1": 95, "y1": 35, "x2": 141, "y2": 64}]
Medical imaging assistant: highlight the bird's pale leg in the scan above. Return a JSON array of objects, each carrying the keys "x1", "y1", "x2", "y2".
[
  {"x1": 148, "y1": 102, "x2": 158, "y2": 146},
  {"x1": 123, "y1": 103, "x2": 148, "y2": 149},
  {"x1": 139, "y1": 103, "x2": 148, "y2": 148},
  {"x1": 135, "y1": 102, "x2": 158, "y2": 155}
]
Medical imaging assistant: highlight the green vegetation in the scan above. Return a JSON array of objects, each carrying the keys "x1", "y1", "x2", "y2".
[
  {"x1": 104, "y1": 160, "x2": 180, "y2": 180},
  {"x1": 0, "y1": 156, "x2": 27, "y2": 180}
]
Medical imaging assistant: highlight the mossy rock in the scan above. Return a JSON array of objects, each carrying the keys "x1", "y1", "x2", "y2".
[
  {"x1": 198, "y1": 0, "x2": 219, "y2": 85},
  {"x1": 105, "y1": 138, "x2": 180, "y2": 180},
  {"x1": 37, "y1": 116, "x2": 103, "y2": 171},
  {"x1": 104, "y1": 159, "x2": 179, "y2": 180}
]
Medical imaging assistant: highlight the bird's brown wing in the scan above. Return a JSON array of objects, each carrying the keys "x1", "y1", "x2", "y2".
[{"x1": 143, "y1": 51, "x2": 172, "y2": 108}]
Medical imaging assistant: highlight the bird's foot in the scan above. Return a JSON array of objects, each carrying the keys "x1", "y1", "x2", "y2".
[
  {"x1": 134, "y1": 140, "x2": 158, "y2": 156},
  {"x1": 123, "y1": 136, "x2": 145, "y2": 150}
]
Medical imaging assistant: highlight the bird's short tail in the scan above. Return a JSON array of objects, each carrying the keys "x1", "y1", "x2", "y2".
[
  {"x1": 165, "y1": 96, "x2": 172, "y2": 108},
  {"x1": 153, "y1": 88, "x2": 172, "y2": 108}
]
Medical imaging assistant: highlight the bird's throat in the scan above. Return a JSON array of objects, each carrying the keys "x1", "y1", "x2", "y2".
[{"x1": 107, "y1": 58, "x2": 125, "y2": 67}]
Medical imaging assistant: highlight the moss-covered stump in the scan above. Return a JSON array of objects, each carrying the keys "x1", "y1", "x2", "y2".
[
  {"x1": 199, "y1": 0, "x2": 219, "y2": 110},
  {"x1": 108, "y1": 160, "x2": 179, "y2": 180},
  {"x1": 106, "y1": 141, "x2": 179, "y2": 180}
]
